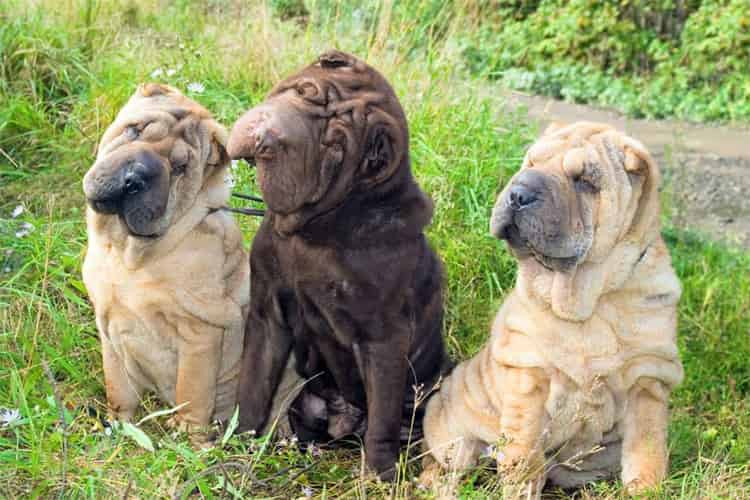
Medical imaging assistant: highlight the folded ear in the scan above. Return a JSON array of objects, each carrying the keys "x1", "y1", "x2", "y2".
[
  {"x1": 203, "y1": 119, "x2": 230, "y2": 168},
  {"x1": 360, "y1": 109, "x2": 404, "y2": 186},
  {"x1": 621, "y1": 136, "x2": 661, "y2": 245}
]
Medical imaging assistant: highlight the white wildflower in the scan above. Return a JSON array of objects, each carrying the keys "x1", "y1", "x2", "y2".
[
  {"x1": 187, "y1": 82, "x2": 205, "y2": 94},
  {"x1": 15, "y1": 222, "x2": 34, "y2": 238},
  {"x1": 150, "y1": 68, "x2": 164, "y2": 79},
  {"x1": 11, "y1": 205, "x2": 24, "y2": 218},
  {"x1": 301, "y1": 485, "x2": 313, "y2": 497},
  {"x1": 3, "y1": 267, "x2": 10, "y2": 273},
  {"x1": 166, "y1": 68, "x2": 177, "y2": 77},
  {"x1": 0, "y1": 408, "x2": 21, "y2": 427}
]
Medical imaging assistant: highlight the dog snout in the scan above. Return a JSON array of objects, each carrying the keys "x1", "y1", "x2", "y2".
[
  {"x1": 123, "y1": 167, "x2": 146, "y2": 196},
  {"x1": 508, "y1": 184, "x2": 537, "y2": 210},
  {"x1": 507, "y1": 169, "x2": 545, "y2": 211},
  {"x1": 84, "y1": 152, "x2": 164, "y2": 214},
  {"x1": 490, "y1": 203, "x2": 514, "y2": 240},
  {"x1": 227, "y1": 108, "x2": 278, "y2": 164}
]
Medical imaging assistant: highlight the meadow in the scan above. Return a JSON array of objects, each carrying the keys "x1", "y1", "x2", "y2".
[{"x1": 1, "y1": 1, "x2": 749, "y2": 498}]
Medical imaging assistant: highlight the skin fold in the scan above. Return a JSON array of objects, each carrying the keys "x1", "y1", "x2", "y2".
[
  {"x1": 227, "y1": 51, "x2": 449, "y2": 479},
  {"x1": 421, "y1": 122, "x2": 683, "y2": 496},
  {"x1": 83, "y1": 84, "x2": 299, "y2": 441}
]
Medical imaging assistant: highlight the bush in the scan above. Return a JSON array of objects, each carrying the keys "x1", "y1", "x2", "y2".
[{"x1": 462, "y1": 0, "x2": 750, "y2": 122}]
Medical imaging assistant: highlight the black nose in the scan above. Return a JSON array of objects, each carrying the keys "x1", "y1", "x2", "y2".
[
  {"x1": 86, "y1": 153, "x2": 163, "y2": 214},
  {"x1": 123, "y1": 169, "x2": 146, "y2": 195},
  {"x1": 508, "y1": 184, "x2": 537, "y2": 210}
]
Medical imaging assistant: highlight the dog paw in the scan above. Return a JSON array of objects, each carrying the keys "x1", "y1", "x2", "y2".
[
  {"x1": 108, "y1": 407, "x2": 136, "y2": 422},
  {"x1": 166, "y1": 416, "x2": 214, "y2": 449},
  {"x1": 418, "y1": 459, "x2": 442, "y2": 489},
  {"x1": 624, "y1": 477, "x2": 660, "y2": 496}
]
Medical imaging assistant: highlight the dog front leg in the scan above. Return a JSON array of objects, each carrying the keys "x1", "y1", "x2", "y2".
[
  {"x1": 237, "y1": 307, "x2": 293, "y2": 434},
  {"x1": 497, "y1": 365, "x2": 548, "y2": 495},
  {"x1": 173, "y1": 323, "x2": 223, "y2": 442},
  {"x1": 101, "y1": 332, "x2": 141, "y2": 421},
  {"x1": 621, "y1": 378, "x2": 669, "y2": 494},
  {"x1": 355, "y1": 338, "x2": 409, "y2": 481}
]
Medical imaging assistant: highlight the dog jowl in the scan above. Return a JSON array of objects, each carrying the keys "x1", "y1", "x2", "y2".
[{"x1": 228, "y1": 50, "x2": 448, "y2": 479}]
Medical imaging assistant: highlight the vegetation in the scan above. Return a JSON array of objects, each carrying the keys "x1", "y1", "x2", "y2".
[
  {"x1": 461, "y1": 0, "x2": 750, "y2": 123},
  {"x1": 1, "y1": 0, "x2": 748, "y2": 498}
]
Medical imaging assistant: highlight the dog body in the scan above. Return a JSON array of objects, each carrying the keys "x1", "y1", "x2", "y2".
[
  {"x1": 422, "y1": 122, "x2": 683, "y2": 493},
  {"x1": 83, "y1": 84, "x2": 248, "y2": 431},
  {"x1": 227, "y1": 51, "x2": 447, "y2": 478}
]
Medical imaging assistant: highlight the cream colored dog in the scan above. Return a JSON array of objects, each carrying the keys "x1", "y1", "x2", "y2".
[
  {"x1": 421, "y1": 122, "x2": 683, "y2": 494},
  {"x1": 82, "y1": 84, "x2": 249, "y2": 436}
]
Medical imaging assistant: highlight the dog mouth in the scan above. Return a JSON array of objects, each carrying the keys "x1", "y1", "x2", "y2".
[
  {"x1": 502, "y1": 221, "x2": 579, "y2": 272},
  {"x1": 525, "y1": 241, "x2": 578, "y2": 272},
  {"x1": 120, "y1": 212, "x2": 162, "y2": 239}
]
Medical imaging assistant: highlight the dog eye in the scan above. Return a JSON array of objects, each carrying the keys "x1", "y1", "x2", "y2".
[
  {"x1": 172, "y1": 151, "x2": 190, "y2": 175},
  {"x1": 124, "y1": 125, "x2": 139, "y2": 140},
  {"x1": 575, "y1": 176, "x2": 599, "y2": 193}
]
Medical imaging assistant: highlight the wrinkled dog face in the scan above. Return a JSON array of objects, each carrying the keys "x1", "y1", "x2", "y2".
[
  {"x1": 491, "y1": 123, "x2": 651, "y2": 272},
  {"x1": 227, "y1": 50, "x2": 407, "y2": 218},
  {"x1": 83, "y1": 84, "x2": 226, "y2": 237}
]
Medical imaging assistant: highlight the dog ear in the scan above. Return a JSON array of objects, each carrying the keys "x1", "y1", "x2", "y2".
[
  {"x1": 203, "y1": 119, "x2": 230, "y2": 168},
  {"x1": 362, "y1": 125, "x2": 394, "y2": 177},
  {"x1": 360, "y1": 117, "x2": 404, "y2": 186},
  {"x1": 621, "y1": 137, "x2": 661, "y2": 244}
]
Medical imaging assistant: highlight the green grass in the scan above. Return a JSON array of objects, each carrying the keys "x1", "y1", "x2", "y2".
[{"x1": 1, "y1": 1, "x2": 749, "y2": 498}]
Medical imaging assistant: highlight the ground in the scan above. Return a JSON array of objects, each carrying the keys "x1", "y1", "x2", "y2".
[{"x1": 1, "y1": 1, "x2": 749, "y2": 498}]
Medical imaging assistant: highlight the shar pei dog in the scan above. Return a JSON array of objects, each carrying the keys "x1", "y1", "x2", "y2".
[
  {"x1": 82, "y1": 84, "x2": 249, "y2": 439},
  {"x1": 227, "y1": 50, "x2": 448, "y2": 479},
  {"x1": 421, "y1": 122, "x2": 683, "y2": 494}
]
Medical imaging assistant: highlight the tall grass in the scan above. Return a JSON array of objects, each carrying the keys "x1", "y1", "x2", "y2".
[{"x1": 1, "y1": 1, "x2": 748, "y2": 498}]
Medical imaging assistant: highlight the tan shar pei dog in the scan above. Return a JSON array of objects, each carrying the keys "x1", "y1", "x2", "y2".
[
  {"x1": 82, "y1": 84, "x2": 252, "y2": 440},
  {"x1": 421, "y1": 122, "x2": 683, "y2": 495}
]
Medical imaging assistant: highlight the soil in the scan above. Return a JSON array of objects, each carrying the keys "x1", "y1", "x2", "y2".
[{"x1": 501, "y1": 91, "x2": 750, "y2": 249}]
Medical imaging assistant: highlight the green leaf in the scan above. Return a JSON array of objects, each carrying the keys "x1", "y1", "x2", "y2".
[
  {"x1": 221, "y1": 406, "x2": 239, "y2": 447},
  {"x1": 136, "y1": 401, "x2": 189, "y2": 426},
  {"x1": 120, "y1": 422, "x2": 155, "y2": 452}
]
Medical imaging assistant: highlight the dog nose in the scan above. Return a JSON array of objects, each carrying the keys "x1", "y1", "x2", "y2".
[
  {"x1": 227, "y1": 108, "x2": 274, "y2": 163},
  {"x1": 123, "y1": 168, "x2": 146, "y2": 195},
  {"x1": 85, "y1": 153, "x2": 163, "y2": 214},
  {"x1": 508, "y1": 184, "x2": 537, "y2": 210}
]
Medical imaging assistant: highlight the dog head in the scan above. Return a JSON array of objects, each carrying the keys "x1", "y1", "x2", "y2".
[
  {"x1": 227, "y1": 50, "x2": 411, "y2": 234},
  {"x1": 491, "y1": 122, "x2": 660, "y2": 272},
  {"x1": 83, "y1": 84, "x2": 229, "y2": 238}
]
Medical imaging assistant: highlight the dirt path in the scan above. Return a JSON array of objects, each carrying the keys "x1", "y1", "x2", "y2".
[{"x1": 502, "y1": 91, "x2": 750, "y2": 249}]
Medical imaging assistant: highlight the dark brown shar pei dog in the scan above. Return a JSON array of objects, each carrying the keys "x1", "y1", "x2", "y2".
[
  {"x1": 82, "y1": 84, "x2": 249, "y2": 440},
  {"x1": 227, "y1": 50, "x2": 448, "y2": 479},
  {"x1": 421, "y1": 122, "x2": 683, "y2": 496}
]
